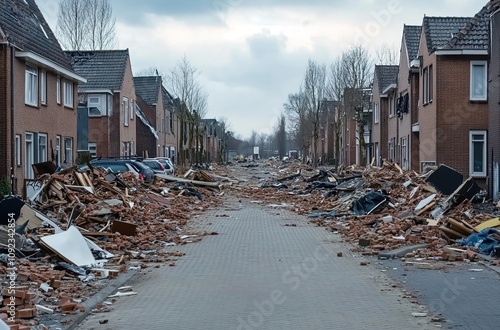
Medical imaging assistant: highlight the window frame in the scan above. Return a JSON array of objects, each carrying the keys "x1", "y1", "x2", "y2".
[
  {"x1": 88, "y1": 142, "x2": 97, "y2": 158},
  {"x1": 64, "y1": 137, "x2": 73, "y2": 165},
  {"x1": 470, "y1": 61, "x2": 487, "y2": 101},
  {"x1": 423, "y1": 65, "x2": 433, "y2": 105},
  {"x1": 373, "y1": 102, "x2": 379, "y2": 124},
  {"x1": 63, "y1": 81, "x2": 74, "y2": 108},
  {"x1": 55, "y1": 135, "x2": 61, "y2": 166},
  {"x1": 123, "y1": 98, "x2": 129, "y2": 127},
  {"x1": 25, "y1": 66, "x2": 38, "y2": 106},
  {"x1": 469, "y1": 130, "x2": 487, "y2": 177},
  {"x1": 38, "y1": 133, "x2": 48, "y2": 163},
  {"x1": 40, "y1": 70, "x2": 47, "y2": 105},
  {"x1": 88, "y1": 95, "x2": 102, "y2": 117},
  {"x1": 56, "y1": 77, "x2": 61, "y2": 104},
  {"x1": 15, "y1": 135, "x2": 21, "y2": 166}
]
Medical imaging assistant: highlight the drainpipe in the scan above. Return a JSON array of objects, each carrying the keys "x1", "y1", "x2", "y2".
[{"x1": 10, "y1": 43, "x2": 15, "y2": 194}]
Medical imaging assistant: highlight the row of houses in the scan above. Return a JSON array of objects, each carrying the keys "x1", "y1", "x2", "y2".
[
  {"x1": 316, "y1": 0, "x2": 500, "y2": 200},
  {"x1": 0, "y1": 0, "x2": 224, "y2": 195}
]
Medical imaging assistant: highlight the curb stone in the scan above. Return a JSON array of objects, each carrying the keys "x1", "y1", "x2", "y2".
[
  {"x1": 377, "y1": 244, "x2": 428, "y2": 259},
  {"x1": 60, "y1": 269, "x2": 140, "y2": 330}
]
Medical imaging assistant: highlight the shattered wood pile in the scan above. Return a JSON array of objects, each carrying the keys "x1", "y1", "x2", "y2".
[
  {"x1": 0, "y1": 165, "x2": 222, "y2": 328},
  {"x1": 232, "y1": 160, "x2": 496, "y2": 263}
]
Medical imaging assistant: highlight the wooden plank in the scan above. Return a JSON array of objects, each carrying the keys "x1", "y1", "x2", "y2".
[
  {"x1": 416, "y1": 201, "x2": 436, "y2": 216},
  {"x1": 447, "y1": 218, "x2": 473, "y2": 236},
  {"x1": 439, "y1": 226, "x2": 466, "y2": 239},
  {"x1": 80, "y1": 231, "x2": 116, "y2": 237}
]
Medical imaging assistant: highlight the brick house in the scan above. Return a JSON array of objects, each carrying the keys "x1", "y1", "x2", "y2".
[
  {"x1": 488, "y1": 0, "x2": 500, "y2": 200},
  {"x1": 371, "y1": 65, "x2": 398, "y2": 167},
  {"x1": 65, "y1": 50, "x2": 137, "y2": 158},
  {"x1": 395, "y1": 25, "x2": 421, "y2": 171},
  {"x1": 416, "y1": 10, "x2": 489, "y2": 185},
  {"x1": 341, "y1": 87, "x2": 372, "y2": 166},
  {"x1": 133, "y1": 76, "x2": 178, "y2": 160},
  {"x1": 0, "y1": 0, "x2": 85, "y2": 194}
]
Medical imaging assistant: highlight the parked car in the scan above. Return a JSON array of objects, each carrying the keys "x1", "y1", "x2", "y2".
[
  {"x1": 155, "y1": 157, "x2": 175, "y2": 170},
  {"x1": 89, "y1": 158, "x2": 155, "y2": 183},
  {"x1": 146, "y1": 158, "x2": 174, "y2": 175},
  {"x1": 79, "y1": 162, "x2": 140, "y2": 179},
  {"x1": 143, "y1": 159, "x2": 173, "y2": 175}
]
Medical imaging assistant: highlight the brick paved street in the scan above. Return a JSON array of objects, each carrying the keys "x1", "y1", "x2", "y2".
[{"x1": 76, "y1": 197, "x2": 433, "y2": 330}]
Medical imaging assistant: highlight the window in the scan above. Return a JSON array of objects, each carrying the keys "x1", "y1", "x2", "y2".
[
  {"x1": 401, "y1": 136, "x2": 409, "y2": 170},
  {"x1": 374, "y1": 103, "x2": 379, "y2": 124},
  {"x1": 389, "y1": 137, "x2": 396, "y2": 161},
  {"x1": 469, "y1": 130, "x2": 486, "y2": 176},
  {"x1": 423, "y1": 65, "x2": 433, "y2": 104},
  {"x1": 41, "y1": 70, "x2": 47, "y2": 105},
  {"x1": 56, "y1": 77, "x2": 61, "y2": 104},
  {"x1": 88, "y1": 96, "x2": 102, "y2": 116},
  {"x1": 470, "y1": 61, "x2": 487, "y2": 101},
  {"x1": 123, "y1": 98, "x2": 129, "y2": 126},
  {"x1": 63, "y1": 81, "x2": 73, "y2": 107},
  {"x1": 38, "y1": 133, "x2": 47, "y2": 163},
  {"x1": 130, "y1": 99, "x2": 134, "y2": 120},
  {"x1": 55, "y1": 135, "x2": 61, "y2": 166},
  {"x1": 25, "y1": 133, "x2": 34, "y2": 179},
  {"x1": 64, "y1": 137, "x2": 73, "y2": 165},
  {"x1": 389, "y1": 94, "x2": 396, "y2": 117},
  {"x1": 15, "y1": 135, "x2": 21, "y2": 166},
  {"x1": 88, "y1": 142, "x2": 97, "y2": 158},
  {"x1": 25, "y1": 66, "x2": 38, "y2": 106}
]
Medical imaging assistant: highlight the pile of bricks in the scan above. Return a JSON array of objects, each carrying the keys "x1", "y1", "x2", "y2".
[
  {"x1": 231, "y1": 160, "x2": 495, "y2": 261},
  {"x1": 0, "y1": 165, "x2": 224, "y2": 328}
]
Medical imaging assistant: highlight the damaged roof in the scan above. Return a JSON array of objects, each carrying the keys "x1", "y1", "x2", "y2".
[
  {"x1": 65, "y1": 50, "x2": 129, "y2": 91},
  {"x1": 134, "y1": 76, "x2": 162, "y2": 105},
  {"x1": 374, "y1": 65, "x2": 399, "y2": 94},
  {"x1": 444, "y1": 3, "x2": 490, "y2": 50},
  {"x1": 403, "y1": 25, "x2": 422, "y2": 61},
  {"x1": 0, "y1": 0, "x2": 74, "y2": 71},
  {"x1": 422, "y1": 16, "x2": 473, "y2": 53}
]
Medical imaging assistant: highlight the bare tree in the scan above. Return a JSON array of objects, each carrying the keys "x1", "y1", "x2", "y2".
[
  {"x1": 303, "y1": 60, "x2": 326, "y2": 167},
  {"x1": 87, "y1": 0, "x2": 117, "y2": 50},
  {"x1": 274, "y1": 114, "x2": 287, "y2": 159},
  {"x1": 375, "y1": 43, "x2": 399, "y2": 65},
  {"x1": 56, "y1": 0, "x2": 118, "y2": 50},
  {"x1": 327, "y1": 45, "x2": 372, "y2": 166},
  {"x1": 56, "y1": 0, "x2": 89, "y2": 50},
  {"x1": 284, "y1": 90, "x2": 311, "y2": 162},
  {"x1": 166, "y1": 56, "x2": 208, "y2": 166}
]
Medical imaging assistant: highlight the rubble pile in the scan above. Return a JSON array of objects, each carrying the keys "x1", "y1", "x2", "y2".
[
  {"x1": 231, "y1": 160, "x2": 498, "y2": 262},
  {"x1": 0, "y1": 165, "x2": 223, "y2": 328}
]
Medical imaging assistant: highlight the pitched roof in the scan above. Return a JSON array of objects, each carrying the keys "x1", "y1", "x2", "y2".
[
  {"x1": 0, "y1": 0, "x2": 73, "y2": 71},
  {"x1": 65, "y1": 50, "x2": 129, "y2": 91},
  {"x1": 422, "y1": 16, "x2": 472, "y2": 53},
  {"x1": 444, "y1": 3, "x2": 490, "y2": 50},
  {"x1": 134, "y1": 76, "x2": 161, "y2": 105},
  {"x1": 374, "y1": 65, "x2": 399, "y2": 94},
  {"x1": 403, "y1": 25, "x2": 422, "y2": 61}
]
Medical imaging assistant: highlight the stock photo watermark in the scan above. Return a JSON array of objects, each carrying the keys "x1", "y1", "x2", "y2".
[
  {"x1": 345, "y1": 0, "x2": 403, "y2": 49},
  {"x1": 236, "y1": 244, "x2": 333, "y2": 329},
  {"x1": 6, "y1": 211, "x2": 17, "y2": 322}
]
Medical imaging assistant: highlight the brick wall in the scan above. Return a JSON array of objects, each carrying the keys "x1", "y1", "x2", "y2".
[
  {"x1": 489, "y1": 12, "x2": 500, "y2": 198},
  {"x1": 135, "y1": 97, "x2": 157, "y2": 158},
  {"x1": 435, "y1": 55, "x2": 488, "y2": 177}
]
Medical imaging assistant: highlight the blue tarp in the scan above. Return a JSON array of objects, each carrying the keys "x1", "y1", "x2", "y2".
[{"x1": 457, "y1": 228, "x2": 500, "y2": 255}]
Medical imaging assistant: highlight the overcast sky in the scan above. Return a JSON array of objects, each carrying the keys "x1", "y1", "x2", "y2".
[{"x1": 37, "y1": 0, "x2": 482, "y2": 139}]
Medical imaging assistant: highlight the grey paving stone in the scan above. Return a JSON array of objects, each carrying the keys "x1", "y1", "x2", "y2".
[{"x1": 76, "y1": 197, "x2": 433, "y2": 330}]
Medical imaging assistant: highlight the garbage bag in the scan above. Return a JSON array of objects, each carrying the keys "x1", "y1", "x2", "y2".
[
  {"x1": 456, "y1": 228, "x2": 500, "y2": 255},
  {"x1": 351, "y1": 191, "x2": 388, "y2": 216}
]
